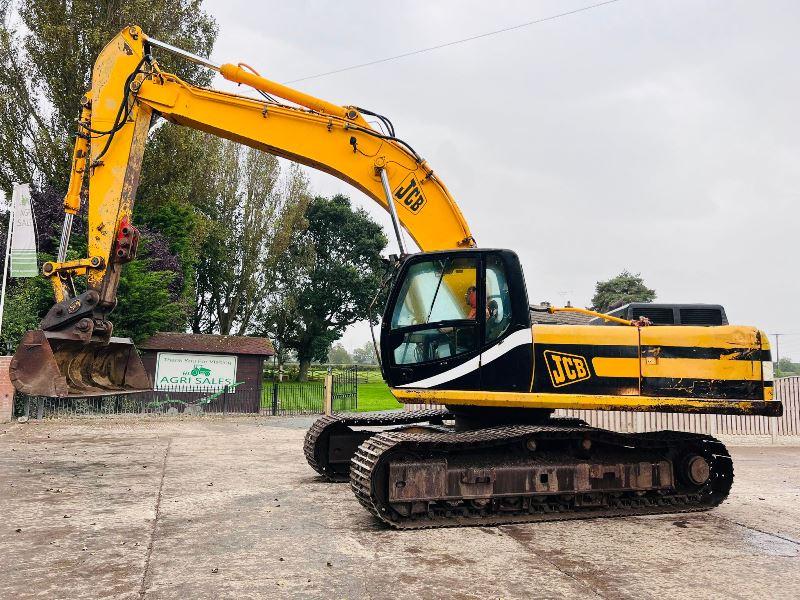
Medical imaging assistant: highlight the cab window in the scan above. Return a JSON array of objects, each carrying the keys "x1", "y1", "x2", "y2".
[
  {"x1": 391, "y1": 257, "x2": 478, "y2": 328},
  {"x1": 390, "y1": 257, "x2": 479, "y2": 365},
  {"x1": 485, "y1": 255, "x2": 512, "y2": 343}
]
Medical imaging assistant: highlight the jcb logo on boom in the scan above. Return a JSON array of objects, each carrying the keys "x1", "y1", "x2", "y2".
[
  {"x1": 393, "y1": 174, "x2": 427, "y2": 214},
  {"x1": 543, "y1": 350, "x2": 591, "y2": 387}
]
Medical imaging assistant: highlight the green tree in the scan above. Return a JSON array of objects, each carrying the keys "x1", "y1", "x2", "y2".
[
  {"x1": 113, "y1": 260, "x2": 185, "y2": 344},
  {"x1": 352, "y1": 341, "x2": 378, "y2": 365},
  {"x1": 192, "y1": 142, "x2": 310, "y2": 335},
  {"x1": 327, "y1": 343, "x2": 352, "y2": 365},
  {"x1": 590, "y1": 270, "x2": 656, "y2": 313},
  {"x1": 264, "y1": 194, "x2": 387, "y2": 381},
  {"x1": 0, "y1": 0, "x2": 217, "y2": 190},
  {"x1": 0, "y1": 276, "x2": 52, "y2": 353},
  {"x1": 775, "y1": 357, "x2": 800, "y2": 378}
]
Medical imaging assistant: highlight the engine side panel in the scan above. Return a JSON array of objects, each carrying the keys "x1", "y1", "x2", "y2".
[
  {"x1": 639, "y1": 326, "x2": 769, "y2": 400},
  {"x1": 531, "y1": 324, "x2": 770, "y2": 401}
]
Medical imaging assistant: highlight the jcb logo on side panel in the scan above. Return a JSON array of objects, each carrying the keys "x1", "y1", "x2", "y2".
[
  {"x1": 393, "y1": 173, "x2": 427, "y2": 214},
  {"x1": 544, "y1": 350, "x2": 591, "y2": 387}
]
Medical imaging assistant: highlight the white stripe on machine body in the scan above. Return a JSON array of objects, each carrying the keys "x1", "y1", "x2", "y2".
[
  {"x1": 397, "y1": 328, "x2": 532, "y2": 389},
  {"x1": 762, "y1": 361, "x2": 774, "y2": 382}
]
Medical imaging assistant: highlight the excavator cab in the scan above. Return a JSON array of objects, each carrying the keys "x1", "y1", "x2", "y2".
[{"x1": 380, "y1": 249, "x2": 533, "y2": 392}]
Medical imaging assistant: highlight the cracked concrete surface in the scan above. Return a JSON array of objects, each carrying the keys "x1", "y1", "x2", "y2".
[{"x1": 1, "y1": 417, "x2": 799, "y2": 599}]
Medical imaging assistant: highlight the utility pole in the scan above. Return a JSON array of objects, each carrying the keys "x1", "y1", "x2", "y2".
[{"x1": 770, "y1": 333, "x2": 796, "y2": 374}]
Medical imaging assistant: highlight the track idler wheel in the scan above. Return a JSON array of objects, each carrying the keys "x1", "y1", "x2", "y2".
[{"x1": 683, "y1": 455, "x2": 711, "y2": 486}]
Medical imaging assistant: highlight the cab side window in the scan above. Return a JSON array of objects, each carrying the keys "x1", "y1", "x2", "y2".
[{"x1": 485, "y1": 255, "x2": 512, "y2": 344}]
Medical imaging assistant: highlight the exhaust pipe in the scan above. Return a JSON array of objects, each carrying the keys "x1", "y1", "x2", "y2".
[{"x1": 10, "y1": 329, "x2": 151, "y2": 397}]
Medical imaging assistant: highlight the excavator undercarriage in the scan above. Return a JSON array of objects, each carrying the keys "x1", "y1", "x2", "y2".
[{"x1": 306, "y1": 409, "x2": 733, "y2": 529}]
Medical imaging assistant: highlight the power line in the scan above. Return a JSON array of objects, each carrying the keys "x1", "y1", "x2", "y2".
[{"x1": 284, "y1": 0, "x2": 624, "y2": 84}]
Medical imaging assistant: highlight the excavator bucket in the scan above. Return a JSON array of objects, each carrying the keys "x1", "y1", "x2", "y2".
[{"x1": 10, "y1": 330, "x2": 151, "y2": 398}]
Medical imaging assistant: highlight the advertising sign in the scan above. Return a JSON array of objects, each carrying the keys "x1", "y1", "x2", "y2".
[
  {"x1": 154, "y1": 352, "x2": 238, "y2": 392},
  {"x1": 10, "y1": 183, "x2": 38, "y2": 277}
]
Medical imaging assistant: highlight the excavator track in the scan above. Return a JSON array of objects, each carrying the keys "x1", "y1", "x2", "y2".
[
  {"x1": 304, "y1": 409, "x2": 452, "y2": 481},
  {"x1": 350, "y1": 422, "x2": 733, "y2": 529}
]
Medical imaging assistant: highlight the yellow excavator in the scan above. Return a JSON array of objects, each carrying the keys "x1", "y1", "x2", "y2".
[{"x1": 11, "y1": 26, "x2": 780, "y2": 528}]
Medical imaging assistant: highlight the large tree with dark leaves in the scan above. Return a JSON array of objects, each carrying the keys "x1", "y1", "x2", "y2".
[
  {"x1": 590, "y1": 270, "x2": 656, "y2": 313},
  {"x1": 0, "y1": 0, "x2": 217, "y2": 190},
  {"x1": 264, "y1": 194, "x2": 387, "y2": 381},
  {"x1": 192, "y1": 142, "x2": 310, "y2": 335}
]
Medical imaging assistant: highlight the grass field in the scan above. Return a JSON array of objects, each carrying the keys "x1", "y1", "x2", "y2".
[
  {"x1": 355, "y1": 381, "x2": 402, "y2": 411},
  {"x1": 261, "y1": 368, "x2": 401, "y2": 412},
  {"x1": 346, "y1": 367, "x2": 401, "y2": 411}
]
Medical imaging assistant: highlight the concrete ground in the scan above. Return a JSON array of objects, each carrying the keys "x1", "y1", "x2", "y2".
[{"x1": 1, "y1": 417, "x2": 799, "y2": 600}]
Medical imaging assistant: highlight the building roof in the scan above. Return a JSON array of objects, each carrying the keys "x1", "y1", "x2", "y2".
[
  {"x1": 138, "y1": 332, "x2": 275, "y2": 356},
  {"x1": 529, "y1": 305, "x2": 596, "y2": 325}
]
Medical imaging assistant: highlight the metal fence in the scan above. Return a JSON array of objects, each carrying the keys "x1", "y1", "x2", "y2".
[
  {"x1": 13, "y1": 366, "x2": 362, "y2": 419},
  {"x1": 15, "y1": 384, "x2": 262, "y2": 419},
  {"x1": 264, "y1": 363, "x2": 377, "y2": 383},
  {"x1": 404, "y1": 377, "x2": 800, "y2": 443},
  {"x1": 263, "y1": 367, "x2": 359, "y2": 415},
  {"x1": 555, "y1": 377, "x2": 800, "y2": 441},
  {"x1": 263, "y1": 381, "x2": 325, "y2": 416},
  {"x1": 333, "y1": 366, "x2": 358, "y2": 411}
]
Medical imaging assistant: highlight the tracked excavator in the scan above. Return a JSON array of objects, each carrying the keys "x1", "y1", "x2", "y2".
[{"x1": 11, "y1": 26, "x2": 780, "y2": 529}]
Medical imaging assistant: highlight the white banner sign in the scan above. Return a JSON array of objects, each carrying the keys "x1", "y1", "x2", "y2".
[
  {"x1": 154, "y1": 352, "x2": 238, "y2": 392},
  {"x1": 10, "y1": 183, "x2": 37, "y2": 277}
]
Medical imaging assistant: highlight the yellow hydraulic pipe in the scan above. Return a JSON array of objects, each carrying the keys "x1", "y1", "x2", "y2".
[
  {"x1": 142, "y1": 29, "x2": 355, "y2": 121},
  {"x1": 219, "y1": 63, "x2": 353, "y2": 120}
]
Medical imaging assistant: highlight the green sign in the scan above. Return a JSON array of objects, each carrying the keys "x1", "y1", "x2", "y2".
[
  {"x1": 10, "y1": 249, "x2": 37, "y2": 278},
  {"x1": 154, "y1": 352, "x2": 238, "y2": 392}
]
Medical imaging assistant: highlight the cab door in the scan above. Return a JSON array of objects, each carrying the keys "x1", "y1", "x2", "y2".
[
  {"x1": 478, "y1": 251, "x2": 533, "y2": 392},
  {"x1": 381, "y1": 252, "x2": 483, "y2": 390}
]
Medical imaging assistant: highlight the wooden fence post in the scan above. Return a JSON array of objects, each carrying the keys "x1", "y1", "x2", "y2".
[{"x1": 324, "y1": 369, "x2": 333, "y2": 416}]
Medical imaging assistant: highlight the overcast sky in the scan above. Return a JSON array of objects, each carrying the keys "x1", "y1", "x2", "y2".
[{"x1": 203, "y1": 0, "x2": 800, "y2": 357}]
